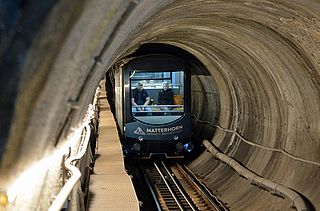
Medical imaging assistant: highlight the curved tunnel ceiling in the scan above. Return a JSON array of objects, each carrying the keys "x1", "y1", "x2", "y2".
[{"x1": 0, "y1": 0, "x2": 319, "y2": 210}]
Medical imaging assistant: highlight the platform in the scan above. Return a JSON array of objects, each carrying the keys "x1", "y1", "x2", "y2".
[{"x1": 87, "y1": 81, "x2": 139, "y2": 210}]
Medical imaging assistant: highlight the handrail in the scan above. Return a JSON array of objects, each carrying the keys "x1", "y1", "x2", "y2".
[
  {"x1": 132, "y1": 105, "x2": 183, "y2": 108},
  {"x1": 49, "y1": 86, "x2": 100, "y2": 211},
  {"x1": 203, "y1": 139, "x2": 308, "y2": 211},
  {"x1": 48, "y1": 125, "x2": 91, "y2": 211},
  {"x1": 132, "y1": 110, "x2": 183, "y2": 113}
]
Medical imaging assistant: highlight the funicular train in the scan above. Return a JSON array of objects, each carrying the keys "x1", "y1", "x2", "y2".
[{"x1": 111, "y1": 54, "x2": 194, "y2": 158}]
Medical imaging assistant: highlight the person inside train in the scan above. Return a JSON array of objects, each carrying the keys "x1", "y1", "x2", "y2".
[
  {"x1": 131, "y1": 81, "x2": 151, "y2": 113},
  {"x1": 158, "y1": 81, "x2": 174, "y2": 111}
]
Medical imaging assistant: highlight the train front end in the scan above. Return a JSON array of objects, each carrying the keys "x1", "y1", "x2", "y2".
[{"x1": 122, "y1": 54, "x2": 193, "y2": 159}]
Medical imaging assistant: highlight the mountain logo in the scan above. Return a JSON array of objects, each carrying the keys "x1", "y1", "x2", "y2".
[{"x1": 133, "y1": 127, "x2": 145, "y2": 135}]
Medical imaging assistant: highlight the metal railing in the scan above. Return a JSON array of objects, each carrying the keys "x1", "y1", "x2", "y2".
[
  {"x1": 132, "y1": 105, "x2": 183, "y2": 113},
  {"x1": 49, "y1": 87, "x2": 100, "y2": 211},
  {"x1": 49, "y1": 125, "x2": 91, "y2": 211}
]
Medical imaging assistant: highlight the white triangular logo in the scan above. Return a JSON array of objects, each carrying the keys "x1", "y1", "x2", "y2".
[{"x1": 133, "y1": 127, "x2": 145, "y2": 135}]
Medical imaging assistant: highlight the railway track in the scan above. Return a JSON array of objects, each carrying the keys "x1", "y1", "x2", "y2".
[{"x1": 142, "y1": 161, "x2": 226, "y2": 211}]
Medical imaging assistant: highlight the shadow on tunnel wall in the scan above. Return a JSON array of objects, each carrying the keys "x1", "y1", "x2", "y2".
[{"x1": 0, "y1": 0, "x2": 57, "y2": 162}]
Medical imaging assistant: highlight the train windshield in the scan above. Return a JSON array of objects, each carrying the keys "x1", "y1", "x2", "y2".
[{"x1": 130, "y1": 70, "x2": 185, "y2": 124}]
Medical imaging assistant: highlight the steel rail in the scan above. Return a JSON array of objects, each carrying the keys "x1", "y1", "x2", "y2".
[
  {"x1": 142, "y1": 170, "x2": 162, "y2": 211},
  {"x1": 161, "y1": 161, "x2": 197, "y2": 211},
  {"x1": 153, "y1": 162, "x2": 184, "y2": 211},
  {"x1": 181, "y1": 164, "x2": 225, "y2": 211}
]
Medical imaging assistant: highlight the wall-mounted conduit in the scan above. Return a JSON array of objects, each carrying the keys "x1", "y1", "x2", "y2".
[
  {"x1": 192, "y1": 116, "x2": 320, "y2": 167},
  {"x1": 203, "y1": 139, "x2": 308, "y2": 211}
]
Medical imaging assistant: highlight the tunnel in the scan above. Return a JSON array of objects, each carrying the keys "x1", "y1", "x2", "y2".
[{"x1": 0, "y1": 0, "x2": 319, "y2": 210}]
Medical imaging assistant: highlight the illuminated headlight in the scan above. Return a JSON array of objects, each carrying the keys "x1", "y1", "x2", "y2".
[
  {"x1": 176, "y1": 142, "x2": 184, "y2": 151},
  {"x1": 184, "y1": 142, "x2": 194, "y2": 152},
  {"x1": 123, "y1": 147, "x2": 129, "y2": 154},
  {"x1": 133, "y1": 143, "x2": 141, "y2": 152}
]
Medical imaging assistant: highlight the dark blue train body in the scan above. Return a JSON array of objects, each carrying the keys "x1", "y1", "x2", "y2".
[{"x1": 111, "y1": 54, "x2": 193, "y2": 158}]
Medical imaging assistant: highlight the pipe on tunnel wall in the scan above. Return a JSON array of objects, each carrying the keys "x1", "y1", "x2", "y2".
[{"x1": 203, "y1": 139, "x2": 308, "y2": 211}]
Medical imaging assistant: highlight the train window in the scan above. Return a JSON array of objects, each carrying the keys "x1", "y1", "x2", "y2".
[{"x1": 130, "y1": 70, "x2": 185, "y2": 124}]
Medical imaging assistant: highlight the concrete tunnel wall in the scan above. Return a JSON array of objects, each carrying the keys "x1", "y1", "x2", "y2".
[{"x1": 0, "y1": 0, "x2": 319, "y2": 210}]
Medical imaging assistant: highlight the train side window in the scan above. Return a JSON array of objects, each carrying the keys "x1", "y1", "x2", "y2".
[{"x1": 130, "y1": 70, "x2": 185, "y2": 124}]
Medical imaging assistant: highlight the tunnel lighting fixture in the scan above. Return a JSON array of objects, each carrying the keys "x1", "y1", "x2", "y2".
[{"x1": 0, "y1": 192, "x2": 8, "y2": 207}]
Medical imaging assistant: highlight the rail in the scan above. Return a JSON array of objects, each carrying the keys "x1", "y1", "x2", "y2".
[
  {"x1": 132, "y1": 105, "x2": 183, "y2": 112},
  {"x1": 181, "y1": 164, "x2": 226, "y2": 211},
  {"x1": 144, "y1": 161, "x2": 225, "y2": 210},
  {"x1": 48, "y1": 86, "x2": 100, "y2": 211},
  {"x1": 153, "y1": 162, "x2": 185, "y2": 210},
  {"x1": 132, "y1": 105, "x2": 183, "y2": 108},
  {"x1": 48, "y1": 125, "x2": 91, "y2": 211},
  {"x1": 161, "y1": 161, "x2": 197, "y2": 211},
  {"x1": 143, "y1": 170, "x2": 163, "y2": 211}
]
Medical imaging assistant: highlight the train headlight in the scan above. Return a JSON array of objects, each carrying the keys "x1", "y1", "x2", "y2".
[
  {"x1": 138, "y1": 136, "x2": 143, "y2": 141},
  {"x1": 176, "y1": 142, "x2": 184, "y2": 151},
  {"x1": 133, "y1": 143, "x2": 141, "y2": 152},
  {"x1": 184, "y1": 142, "x2": 194, "y2": 152}
]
